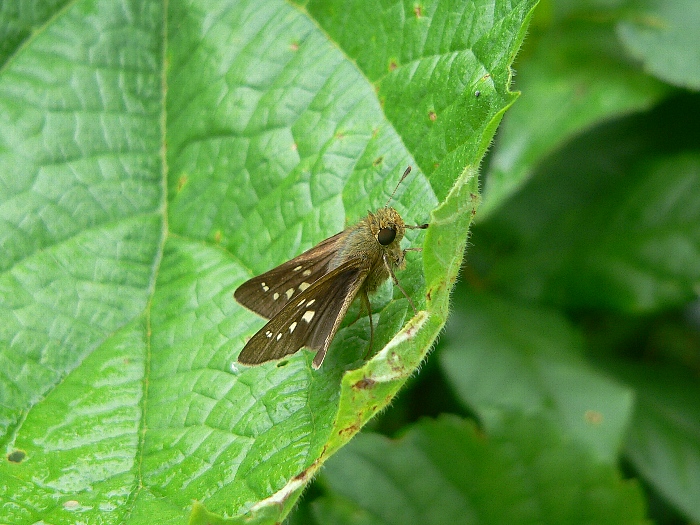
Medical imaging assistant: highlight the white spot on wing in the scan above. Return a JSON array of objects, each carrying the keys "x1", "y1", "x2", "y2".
[
  {"x1": 298, "y1": 282, "x2": 310, "y2": 292},
  {"x1": 285, "y1": 288, "x2": 294, "y2": 300},
  {"x1": 294, "y1": 265, "x2": 302, "y2": 271},
  {"x1": 276, "y1": 333, "x2": 282, "y2": 341},
  {"x1": 303, "y1": 269, "x2": 312, "y2": 276},
  {"x1": 265, "y1": 330, "x2": 273, "y2": 338},
  {"x1": 273, "y1": 292, "x2": 280, "y2": 301},
  {"x1": 289, "y1": 322, "x2": 297, "y2": 333},
  {"x1": 302, "y1": 310, "x2": 315, "y2": 323},
  {"x1": 306, "y1": 299, "x2": 315, "y2": 306},
  {"x1": 261, "y1": 282, "x2": 269, "y2": 292}
]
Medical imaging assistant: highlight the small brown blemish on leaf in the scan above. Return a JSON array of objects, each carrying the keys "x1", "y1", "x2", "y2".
[
  {"x1": 339, "y1": 424, "x2": 360, "y2": 438},
  {"x1": 353, "y1": 378, "x2": 376, "y2": 390},
  {"x1": 213, "y1": 230, "x2": 222, "y2": 243},
  {"x1": 428, "y1": 111, "x2": 437, "y2": 121},
  {"x1": 7, "y1": 450, "x2": 25, "y2": 463},
  {"x1": 293, "y1": 467, "x2": 311, "y2": 482},
  {"x1": 290, "y1": 41, "x2": 299, "y2": 51},
  {"x1": 414, "y1": 5, "x2": 422, "y2": 17},
  {"x1": 373, "y1": 156, "x2": 384, "y2": 167},
  {"x1": 291, "y1": 143, "x2": 298, "y2": 151},
  {"x1": 177, "y1": 174, "x2": 188, "y2": 192},
  {"x1": 405, "y1": 323, "x2": 418, "y2": 338},
  {"x1": 388, "y1": 351, "x2": 405, "y2": 374},
  {"x1": 389, "y1": 60, "x2": 398, "y2": 71},
  {"x1": 335, "y1": 132, "x2": 345, "y2": 140},
  {"x1": 585, "y1": 410, "x2": 604, "y2": 425}
]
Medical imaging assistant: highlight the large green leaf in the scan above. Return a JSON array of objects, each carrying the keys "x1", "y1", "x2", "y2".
[
  {"x1": 474, "y1": 103, "x2": 700, "y2": 313},
  {"x1": 0, "y1": 0, "x2": 536, "y2": 523},
  {"x1": 481, "y1": 17, "x2": 668, "y2": 217},
  {"x1": 481, "y1": 0, "x2": 699, "y2": 217},
  {"x1": 440, "y1": 288, "x2": 635, "y2": 463},
  {"x1": 606, "y1": 361, "x2": 700, "y2": 522},
  {"x1": 315, "y1": 415, "x2": 647, "y2": 525},
  {"x1": 617, "y1": 0, "x2": 700, "y2": 90}
]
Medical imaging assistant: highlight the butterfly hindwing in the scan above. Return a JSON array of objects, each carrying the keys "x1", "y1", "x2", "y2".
[
  {"x1": 237, "y1": 257, "x2": 371, "y2": 368},
  {"x1": 234, "y1": 232, "x2": 346, "y2": 319}
]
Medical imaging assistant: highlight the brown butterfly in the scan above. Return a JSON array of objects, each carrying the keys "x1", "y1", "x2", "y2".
[{"x1": 235, "y1": 167, "x2": 428, "y2": 368}]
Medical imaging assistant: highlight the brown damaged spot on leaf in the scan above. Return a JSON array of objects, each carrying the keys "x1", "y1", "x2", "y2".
[
  {"x1": 213, "y1": 230, "x2": 222, "y2": 243},
  {"x1": 389, "y1": 60, "x2": 398, "y2": 71},
  {"x1": 414, "y1": 5, "x2": 423, "y2": 17},
  {"x1": 353, "y1": 378, "x2": 376, "y2": 390},
  {"x1": 388, "y1": 351, "x2": 405, "y2": 374},
  {"x1": 290, "y1": 41, "x2": 299, "y2": 51},
  {"x1": 292, "y1": 457, "x2": 320, "y2": 483},
  {"x1": 404, "y1": 322, "x2": 419, "y2": 338},
  {"x1": 292, "y1": 470, "x2": 306, "y2": 482},
  {"x1": 585, "y1": 410, "x2": 604, "y2": 425},
  {"x1": 177, "y1": 174, "x2": 188, "y2": 192},
  {"x1": 339, "y1": 424, "x2": 360, "y2": 439},
  {"x1": 373, "y1": 156, "x2": 384, "y2": 166},
  {"x1": 7, "y1": 450, "x2": 25, "y2": 463},
  {"x1": 428, "y1": 111, "x2": 437, "y2": 121}
]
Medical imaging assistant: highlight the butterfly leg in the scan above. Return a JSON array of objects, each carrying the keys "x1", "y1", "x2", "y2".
[
  {"x1": 382, "y1": 253, "x2": 418, "y2": 314},
  {"x1": 361, "y1": 290, "x2": 374, "y2": 359},
  {"x1": 350, "y1": 295, "x2": 366, "y2": 326}
]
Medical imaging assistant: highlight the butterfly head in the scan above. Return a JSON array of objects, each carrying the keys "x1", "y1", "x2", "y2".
[{"x1": 367, "y1": 206, "x2": 406, "y2": 267}]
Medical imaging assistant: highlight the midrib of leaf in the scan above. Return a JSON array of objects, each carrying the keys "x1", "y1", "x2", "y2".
[{"x1": 134, "y1": 0, "x2": 172, "y2": 509}]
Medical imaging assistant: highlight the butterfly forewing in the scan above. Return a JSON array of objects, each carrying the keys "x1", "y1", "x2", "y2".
[
  {"x1": 234, "y1": 232, "x2": 346, "y2": 319},
  {"x1": 237, "y1": 257, "x2": 370, "y2": 369}
]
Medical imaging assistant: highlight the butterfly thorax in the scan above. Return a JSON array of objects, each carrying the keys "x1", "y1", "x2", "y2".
[{"x1": 329, "y1": 206, "x2": 406, "y2": 294}]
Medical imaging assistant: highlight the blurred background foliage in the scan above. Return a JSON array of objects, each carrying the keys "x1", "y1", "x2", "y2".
[{"x1": 292, "y1": 0, "x2": 700, "y2": 523}]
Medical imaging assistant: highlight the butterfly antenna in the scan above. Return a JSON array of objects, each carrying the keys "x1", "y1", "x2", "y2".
[{"x1": 385, "y1": 166, "x2": 412, "y2": 207}]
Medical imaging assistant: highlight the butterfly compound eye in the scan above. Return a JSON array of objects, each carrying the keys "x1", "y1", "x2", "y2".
[{"x1": 377, "y1": 227, "x2": 396, "y2": 246}]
